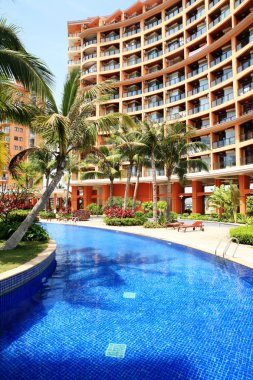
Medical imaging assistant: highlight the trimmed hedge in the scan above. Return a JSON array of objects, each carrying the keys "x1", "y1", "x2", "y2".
[
  {"x1": 7, "y1": 210, "x2": 33, "y2": 223},
  {"x1": 230, "y1": 226, "x2": 253, "y2": 245},
  {"x1": 104, "y1": 217, "x2": 144, "y2": 226},
  {"x1": 0, "y1": 222, "x2": 49, "y2": 241},
  {"x1": 39, "y1": 211, "x2": 56, "y2": 219},
  {"x1": 143, "y1": 221, "x2": 164, "y2": 228}
]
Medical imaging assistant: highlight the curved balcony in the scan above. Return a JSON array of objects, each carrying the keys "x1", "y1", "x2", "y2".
[
  {"x1": 187, "y1": 27, "x2": 206, "y2": 43},
  {"x1": 123, "y1": 28, "x2": 141, "y2": 38},
  {"x1": 166, "y1": 75, "x2": 185, "y2": 87},
  {"x1": 101, "y1": 34, "x2": 120, "y2": 43},
  {"x1": 123, "y1": 58, "x2": 141, "y2": 67},
  {"x1": 188, "y1": 64, "x2": 208, "y2": 78},
  {"x1": 209, "y1": 9, "x2": 230, "y2": 29},
  {"x1": 210, "y1": 50, "x2": 232, "y2": 67},
  {"x1": 68, "y1": 59, "x2": 81, "y2": 65},
  {"x1": 211, "y1": 70, "x2": 232, "y2": 86},
  {"x1": 144, "y1": 83, "x2": 163, "y2": 93},
  {"x1": 188, "y1": 83, "x2": 208, "y2": 96},
  {"x1": 166, "y1": 40, "x2": 184, "y2": 53},
  {"x1": 144, "y1": 50, "x2": 163, "y2": 62},
  {"x1": 68, "y1": 46, "x2": 81, "y2": 52},
  {"x1": 167, "y1": 93, "x2": 185, "y2": 103},
  {"x1": 123, "y1": 89, "x2": 142, "y2": 97},
  {"x1": 166, "y1": 24, "x2": 183, "y2": 37},
  {"x1": 145, "y1": 35, "x2": 162, "y2": 46},
  {"x1": 101, "y1": 63, "x2": 120, "y2": 72},
  {"x1": 212, "y1": 92, "x2": 234, "y2": 107},
  {"x1": 165, "y1": 7, "x2": 182, "y2": 21},
  {"x1": 144, "y1": 19, "x2": 162, "y2": 31},
  {"x1": 187, "y1": 10, "x2": 205, "y2": 25},
  {"x1": 123, "y1": 43, "x2": 141, "y2": 52},
  {"x1": 83, "y1": 39, "x2": 97, "y2": 48},
  {"x1": 101, "y1": 49, "x2": 120, "y2": 57},
  {"x1": 82, "y1": 53, "x2": 97, "y2": 62},
  {"x1": 145, "y1": 100, "x2": 164, "y2": 109},
  {"x1": 237, "y1": 59, "x2": 253, "y2": 73}
]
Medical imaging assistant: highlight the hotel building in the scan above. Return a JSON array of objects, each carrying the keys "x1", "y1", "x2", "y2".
[{"x1": 67, "y1": 0, "x2": 253, "y2": 214}]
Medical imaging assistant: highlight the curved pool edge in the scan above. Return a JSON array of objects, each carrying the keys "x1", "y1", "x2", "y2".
[
  {"x1": 0, "y1": 240, "x2": 57, "y2": 296},
  {"x1": 43, "y1": 221, "x2": 253, "y2": 271}
]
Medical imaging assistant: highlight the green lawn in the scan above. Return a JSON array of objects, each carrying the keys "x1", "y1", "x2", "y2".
[{"x1": 0, "y1": 241, "x2": 48, "y2": 274}]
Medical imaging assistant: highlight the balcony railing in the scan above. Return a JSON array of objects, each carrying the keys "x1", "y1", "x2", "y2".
[
  {"x1": 145, "y1": 100, "x2": 163, "y2": 109},
  {"x1": 107, "y1": 93, "x2": 119, "y2": 100},
  {"x1": 123, "y1": 89, "x2": 142, "y2": 97},
  {"x1": 68, "y1": 33, "x2": 80, "y2": 38},
  {"x1": 241, "y1": 106, "x2": 253, "y2": 116},
  {"x1": 187, "y1": 27, "x2": 206, "y2": 42},
  {"x1": 213, "y1": 136, "x2": 235, "y2": 148},
  {"x1": 211, "y1": 50, "x2": 232, "y2": 67},
  {"x1": 212, "y1": 92, "x2": 234, "y2": 107},
  {"x1": 124, "y1": 58, "x2": 141, "y2": 66},
  {"x1": 189, "y1": 103, "x2": 209, "y2": 115},
  {"x1": 188, "y1": 44, "x2": 207, "y2": 57},
  {"x1": 145, "y1": 50, "x2": 163, "y2": 61},
  {"x1": 166, "y1": 75, "x2": 185, "y2": 86},
  {"x1": 69, "y1": 60, "x2": 81, "y2": 65},
  {"x1": 235, "y1": 0, "x2": 246, "y2": 7},
  {"x1": 83, "y1": 39, "x2": 97, "y2": 47},
  {"x1": 127, "y1": 105, "x2": 142, "y2": 112},
  {"x1": 166, "y1": 24, "x2": 183, "y2": 36},
  {"x1": 165, "y1": 7, "x2": 183, "y2": 21},
  {"x1": 101, "y1": 49, "x2": 120, "y2": 56},
  {"x1": 188, "y1": 63, "x2": 208, "y2": 78},
  {"x1": 68, "y1": 46, "x2": 80, "y2": 51},
  {"x1": 101, "y1": 35, "x2": 120, "y2": 43},
  {"x1": 216, "y1": 115, "x2": 236, "y2": 124},
  {"x1": 209, "y1": 0, "x2": 221, "y2": 8},
  {"x1": 211, "y1": 70, "x2": 232, "y2": 86},
  {"x1": 168, "y1": 111, "x2": 186, "y2": 120},
  {"x1": 83, "y1": 53, "x2": 97, "y2": 61},
  {"x1": 167, "y1": 93, "x2": 185, "y2": 103},
  {"x1": 124, "y1": 43, "x2": 141, "y2": 51},
  {"x1": 238, "y1": 82, "x2": 253, "y2": 96},
  {"x1": 209, "y1": 9, "x2": 230, "y2": 29},
  {"x1": 82, "y1": 66, "x2": 97, "y2": 75},
  {"x1": 186, "y1": 0, "x2": 195, "y2": 7},
  {"x1": 187, "y1": 9, "x2": 205, "y2": 25},
  {"x1": 241, "y1": 154, "x2": 253, "y2": 165},
  {"x1": 149, "y1": 117, "x2": 164, "y2": 123},
  {"x1": 102, "y1": 64, "x2": 120, "y2": 71},
  {"x1": 144, "y1": 19, "x2": 162, "y2": 30},
  {"x1": 240, "y1": 131, "x2": 253, "y2": 141},
  {"x1": 237, "y1": 36, "x2": 253, "y2": 51},
  {"x1": 214, "y1": 158, "x2": 236, "y2": 169},
  {"x1": 123, "y1": 28, "x2": 141, "y2": 37},
  {"x1": 144, "y1": 83, "x2": 163, "y2": 93},
  {"x1": 188, "y1": 83, "x2": 208, "y2": 96},
  {"x1": 145, "y1": 35, "x2": 162, "y2": 45},
  {"x1": 237, "y1": 59, "x2": 253, "y2": 73},
  {"x1": 167, "y1": 40, "x2": 184, "y2": 52},
  {"x1": 126, "y1": 72, "x2": 141, "y2": 79}
]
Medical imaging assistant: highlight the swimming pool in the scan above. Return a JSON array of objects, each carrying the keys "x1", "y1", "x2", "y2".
[{"x1": 0, "y1": 223, "x2": 253, "y2": 380}]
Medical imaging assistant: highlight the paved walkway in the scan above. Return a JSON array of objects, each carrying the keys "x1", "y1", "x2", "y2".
[{"x1": 51, "y1": 217, "x2": 253, "y2": 269}]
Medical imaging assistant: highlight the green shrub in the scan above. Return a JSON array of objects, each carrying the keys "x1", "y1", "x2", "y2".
[
  {"x1": 141, "y1": 201, "x2": 153, "y2": 213},
  {"x1": 0, "y1": 222, "x2": 49, "y2": 241},
  {"x1": 143, "y1": 221, "x2": 164, "y2": 228},
  {"x1": 7, "y1": 210, "x2": 32, "y2": 223},
  {"x1": 104, "y1": 217, "x2": 144, "y2": 226},
  {"x1": 230, "y1": 226, "x2": 253, "y2": 245},
  {"x1": 87, "y1": 203, "x2": 103, "y2": 215},
  {"x1": 39, "y1": 211, "x2": 56, "y2": 219},
  {"x1": 105, "y1": 197, "x2": 140, "y2": 209},
  {"x1": 168, "y1": 212, "x2": 178, "y2": 222}
]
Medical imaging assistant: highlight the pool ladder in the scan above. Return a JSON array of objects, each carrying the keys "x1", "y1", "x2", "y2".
[{"x1": 215, "y1": 237, "x2": 239, "y2": 258}]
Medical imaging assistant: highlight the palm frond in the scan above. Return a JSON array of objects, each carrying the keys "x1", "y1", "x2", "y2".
[{"x1": 61, "y1": 68, "x2": 80, "y2": 116}]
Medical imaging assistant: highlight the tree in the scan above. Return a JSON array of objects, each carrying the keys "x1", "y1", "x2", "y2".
[
  {"x1": 12, "y1": 161, "x2": 38, "y2": 189},
  {"x1": 82, "y1": 146, "x2": 122, "y2": 208},
  {"x1": 30, "y1": 146, "x2": 56, "y2": 190},
  {"x1": 0, "y1": 187, "x2": 30, "y2": 222},
  {"x1": 0, "y1": 18, "x2": 53, "y2": 101},
  {"x1": 132, "y1": 154, "x2": 150, "y2": 211},
  {"x1": 0, "y1": 132, "x2": 8, "y2": 174},
  {"x1": 159, "y1": 122, "x2": 209, "y2": 219},
  {"x1": 113, "y1": 125, "x2": 143, "y2": 210},
  {"x1": 208, "y1": 183, "x2": 240, "y2": 223},
  {"x1": 246, "y1": 196, "x2": 253, "y2": 215},
  {"x1": 2, "y1": 70, "x2": 133, "y2": 250},
  {"x1": 64, "y1": 154, "x2": 81, "y2": 211},
  {"x1": 140, "y1": 120, "x2": 163, "y2": 220}
]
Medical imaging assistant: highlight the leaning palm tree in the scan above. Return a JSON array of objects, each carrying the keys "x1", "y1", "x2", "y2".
[
  {"x1": 2, "y1": 70, "x2": 133, "y2": 250},
  {"x1": 140, "y1": 120, "x2": 163, "y2": 220},
  {"x1": 0, "y1": 18, "x2": 53, "y2": 101},
  {"x1": 159, "y1": 122, "x2": 209, "y2": 219},
  {"x1": 82, "y1": 146, "x2": 122, "y2": 208},
  {"x1": 112, "y1": 125, "x2": 143, "y2": 210}
]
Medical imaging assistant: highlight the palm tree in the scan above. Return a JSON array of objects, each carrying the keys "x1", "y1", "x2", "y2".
[
  {"x1": 159, "y1": 122, "x2": 209, "y2": 219},
  {"x1": 82, "y1": 146, "x2": 122, "y2": 208},
  {"x1": 30, "y1": 146, "x2": 56, "y2": 190},
  {"x1": 132, "y1": 154, "x2": 150, "y2": 211},
  {"x1": 64, "y1": 154, "x2": 81, "y2": 211},
  {"x1": 140, "y1": 120, "x2": 163, "y2": 220},
  {"x1": 2, "y1": 70, "x2": 133, "y2": 250},
  {"x1": 208, "y1": 183, "x2": 240, "y2": 223},
  {"x1": 113, "y1": 125, "x2": 143, "y2": 210},
  {"x1": 0, "y1": 18, "x2": 53, "y2": 101}
]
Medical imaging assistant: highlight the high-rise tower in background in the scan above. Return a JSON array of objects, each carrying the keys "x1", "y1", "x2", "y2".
[{"x1": 67, "y1": 0, "x2": 253, "y2": 214}]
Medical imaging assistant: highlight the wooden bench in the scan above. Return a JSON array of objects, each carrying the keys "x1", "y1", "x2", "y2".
[{"x1": 178, "y1": 221, "x2": 204, "y2": 232}]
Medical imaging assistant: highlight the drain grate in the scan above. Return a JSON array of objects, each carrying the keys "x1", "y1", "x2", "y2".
[
  {"x1": 123, "y1": 292, "x2": 136, "y2": 299},
  {"x1": 105, "y1": 343, "x2": 127, "y2": 358}
]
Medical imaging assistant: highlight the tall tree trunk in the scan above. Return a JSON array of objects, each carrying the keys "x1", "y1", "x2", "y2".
[
  {"x1": 123, "y1": 163, "x2": 132, "y2": 210},
  {"x1": 151, "y1": 151, "x2": 157, "y2": 220},
  {"x1": 45, "y1": 175, "x2": 50, "y2": 211},
  {"x1": 65, "y1": 173, "x2": 71, "y2": 211},
  {"x1": 132, "y1": 164, "x2": 141, "y2": 211},
  {"x1": 109, "y1": 178, "x2": 114, "y2": 208},
  {"x1": 1, "y1": 167, "x2": 65, "y2": 251},
  {"x1": 166, "y1": 168, "x2": 173, "y2": 219}
]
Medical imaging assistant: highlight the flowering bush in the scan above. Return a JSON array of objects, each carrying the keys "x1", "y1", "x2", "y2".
[{"x1": 104, "y1": 207, "x2": 134, "y2": 219}]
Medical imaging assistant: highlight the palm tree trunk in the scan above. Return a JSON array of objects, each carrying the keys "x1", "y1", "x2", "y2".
[
  {"x1": 132, "y1": 164, "x2": 141, "y2": 211},
  {"x1": 151, "y1": 152, "x2": 157, "y2": 220},
  {"x1": 123, "y1": 164, "x2": 132, "y2": 210},
  {"x1": 45, "y1": 175, "x2": 50, "y2": 211},
  {"x1": 65, "y1": 174, "x2": 71, "y2": 211},
  {"x1": 109, "y1": 178, "x2": 114, "y2": 208},
  {"x1": 1, "y1": 167, "x2": 65, "y2": 250},
  {"x1": 166, "y1": 168, "x2": 173, "y2": 219}
]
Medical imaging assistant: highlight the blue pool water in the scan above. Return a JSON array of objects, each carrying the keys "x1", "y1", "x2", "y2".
[{"x1": 0, "y1": 224, "x2": 253, "y2": 380}]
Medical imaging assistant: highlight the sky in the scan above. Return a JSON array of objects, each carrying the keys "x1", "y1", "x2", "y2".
[{"x1": 0, "y1": 0, "x2": 135, "y2": 106}]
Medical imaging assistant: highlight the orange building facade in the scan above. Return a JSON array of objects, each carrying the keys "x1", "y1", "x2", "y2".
[{"x1": 67, "y1": 0, "x2": 253, "y2": 214}]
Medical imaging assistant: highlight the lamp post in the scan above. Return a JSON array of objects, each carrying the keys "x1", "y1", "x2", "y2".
[{"x1": 179, "y1": 194, "x2": 184, "y2": 214}]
